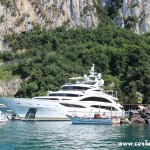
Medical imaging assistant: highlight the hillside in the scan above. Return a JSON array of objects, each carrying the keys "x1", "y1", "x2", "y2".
[
  {"x1": 1, "y1": 0, "x2": 150, "y2": 51},
  {"x1": 0, "y1": 0, "x2": 150, "y2": 104},
  {"x1": 1, "y1": 23, "x2": 150, "y2": 104}
]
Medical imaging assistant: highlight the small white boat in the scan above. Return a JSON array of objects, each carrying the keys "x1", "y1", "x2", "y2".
[{"x1": 0, "y1": 111, "x2": 8, "y2": 123}]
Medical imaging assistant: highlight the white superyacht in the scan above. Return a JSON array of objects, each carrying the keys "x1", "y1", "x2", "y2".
[{"x1": 0, "y1": 64, "x2": 124, "y2": 121}]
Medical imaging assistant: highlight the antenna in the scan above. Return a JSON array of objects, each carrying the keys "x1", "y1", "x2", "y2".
[{"x1": 89, "y1": 64, "x2": 97, "y2": 77}]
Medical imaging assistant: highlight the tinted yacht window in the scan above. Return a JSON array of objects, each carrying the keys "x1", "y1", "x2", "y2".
[
  {"x1": 63, "y1": 86, "x2": 90, "y2": 91},
  {"x1": 80, "y1": 97, "x2": 111, "y2": 103},
  {"x1": 49, "y1": 93, "x2": 82, "y2": 97},
  {"x1": 34, "y1": 98, "x2": 59, "y2": 100},
  {"x1": 60, "y1": 103, "x2": 85, "y2": 108}
]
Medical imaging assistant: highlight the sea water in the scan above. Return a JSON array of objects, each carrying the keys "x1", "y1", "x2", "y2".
[{"x1": 0, "y1": 121, "x2": 150, "y2": 150}]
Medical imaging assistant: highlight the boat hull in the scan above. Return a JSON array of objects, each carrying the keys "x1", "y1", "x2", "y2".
[
  {"x1": 0, "y1": 97, "x2": 124, "y2": 121},
  {"x1": 67, "y1": 115, "x2": 112, "y2": 125},
  {"x1": 0, "y1": 97, "x2": 74, "y2": 121}
]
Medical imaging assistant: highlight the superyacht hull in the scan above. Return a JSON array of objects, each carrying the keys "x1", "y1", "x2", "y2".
[
  {"x1": 0, "y1": 97, "x2": 124, "y2": 121},
  {"x1": 0, "y1": 97, "x2": 91, "y2": 121},
  {"x1": 0, "y1": 97, "x2": 71, "y2": 121}
]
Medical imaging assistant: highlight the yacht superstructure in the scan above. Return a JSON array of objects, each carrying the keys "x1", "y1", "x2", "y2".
[{"x1": 0, "y1": 64, "x2": 124, "y2": 121}]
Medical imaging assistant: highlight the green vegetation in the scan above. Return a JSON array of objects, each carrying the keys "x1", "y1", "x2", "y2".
[
  {"x1": 2, "y1": 23, "x2": 150, "y2": 104},
  {"x1": 115, "y1": 0, "x2": 123, "y2": 8},
  {"x1": 124, "y1": 16, "x2": 137, "y2": 29},
  {"x1": 0, "y1": 0, "x2": 12, "y2": 8},
  {"x1": 0, "y1": 51, "x2": 14, "y2": 61},
  {"x1": 83, "y1": 5, "x2": 94, "y2": 14},
  {"x1": 0, "y1": 65, "x2": 16, "y2": 82}
]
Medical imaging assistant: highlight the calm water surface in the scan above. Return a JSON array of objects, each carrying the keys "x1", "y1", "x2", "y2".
[{"x1": 0, "y1": 121, "x2": 150, "y2": 150}]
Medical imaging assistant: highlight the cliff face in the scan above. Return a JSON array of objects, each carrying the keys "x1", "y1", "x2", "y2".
[
  {"x1": 1, "y1": 0, "x2": 150, "y2": 51},
  {"x1": 115, "y1": 0, "x2": 150, "y2": 34},
  {"x1": 100, "y1": 0, "x2": 150, "y2": 34},
  {"x1": 0, "y1": 77, "x2": 22, "y2": 97},
  {"x1": 0, "y1": 0, "x2": 99, "y2": 51}
]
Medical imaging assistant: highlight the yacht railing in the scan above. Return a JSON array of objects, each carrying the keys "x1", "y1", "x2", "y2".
[{"x1": 68, "y1": 110, "x2": 124, "y2": 118}]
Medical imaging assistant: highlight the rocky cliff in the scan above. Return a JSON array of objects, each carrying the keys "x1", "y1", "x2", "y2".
[
  {"x1": 101, "y1": 0, "x2": 150, "y2": 34},
  {"x1": 0, "y1": 78, "x2": 22, "y2": 97},
  {"x1": 0, "y1": 0, "x2": 150, "y2": 51},
  {"x1": 114, "y1": 0, "x2": 150, "y2": 34},
  {"x1": 0, "y1": 0, "x2": 99, "y2": 51}
]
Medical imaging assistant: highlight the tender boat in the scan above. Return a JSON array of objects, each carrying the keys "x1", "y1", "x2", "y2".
[
  {"x1": 0, "y1": 64, "x2": 124, "y2": 121},
  {"x1": 66, "y1": 114, "x2": 112, "y2": 125}
]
